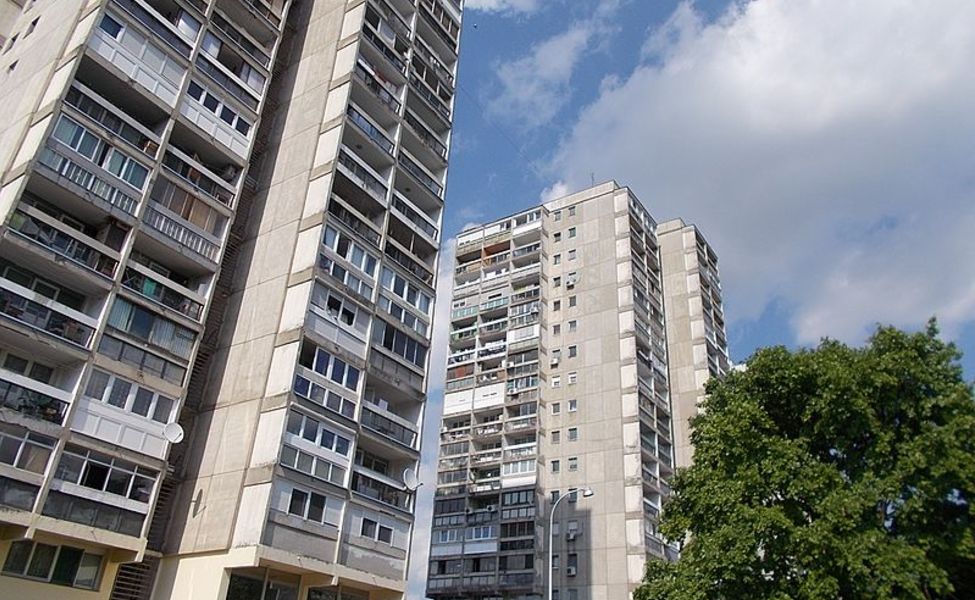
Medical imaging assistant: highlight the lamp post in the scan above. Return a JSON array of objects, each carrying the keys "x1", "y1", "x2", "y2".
[{"x1": 548, "y1": 487, "x2": 594, "y2": 600}]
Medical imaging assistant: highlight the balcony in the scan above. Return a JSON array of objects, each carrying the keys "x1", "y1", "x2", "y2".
[
  {"x1": 417, "y1": 0, "x2": 459, "y2": 57},
  {"x1": 0, "y1": 372, "x2": 70, "y2": 425},
  {"x1": 384, "y1": 243, "x2": 434, "y2": 286},
  {"x1": 196, "y1": 55, "x2": 260, "y2": 111},
  {"x1": 472, "y1": 449, "x2": 502, "y2": 465},
  {"x1": 347, "y1": 104, "x2": 395, "y2": 157},
  {"x1": 36, "y1": 146, "x2": 140, "y2": 217},
  {"x1": 361, "y1": 7, "x2": 408, "y2": 76},
  {"x1": 143, "y1": 204, "x2": 221, "y2": 263},
  {"x1": 211, "y1": 12, "x2": 271, "y2": 67},
  {"x1": 161, "y1": 148, "x2": 237, "y2": 208},
  {"x1": 6, "y1": 208, "x2": 120, "y2": 280},
  {"x1": 410, "y1": 59, "x2": 452, "y2": 120},
  {"x1": 391, "y1": 193, "x2": 439, "y2": 243},
  {"x1": 474, "y1": 423, "x2": 503, "y2": 437},
  {"x1": 399, "y1": 152, "x2": 443, "y2": 198},
  {"x1": 337, "y1": 147, "x2": 388, "y2": 205},
  {"x1": 88, "y1": 17, "x2": 186, "y2": 107},
  {"x1": 351, "y1": 471, "x2": 411, "y2": 511},
  {"x1": 179, "y1": 84, "x2": 252, "y2": 159},
  {"x1": 403, "y1": 110, "x2": 448, "y2": 163},
  {"x1": 360, "y1": 405, "x2": 418, "y2": 450},
  {"x1": 369, "y1": 351, "x2": 424, "y2": 395},
  {"x1": 0, "y1": 287, "x2": 95, "y2": 349},
  {"x1": 122, "y1": 265, "x2": 204, "y2": 321},
  {"x1": 353, "y1": 60, "x2": 401, "y2": 115},
  {"x1": 504, "y1": 416, "x2": 537, "y2": 433}
]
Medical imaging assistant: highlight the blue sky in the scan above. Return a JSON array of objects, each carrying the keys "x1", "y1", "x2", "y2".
[{"x1": 409, "y1": 0, "x2": 975, "y2": 595}]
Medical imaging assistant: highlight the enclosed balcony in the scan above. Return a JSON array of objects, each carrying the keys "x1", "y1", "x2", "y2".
[
  {"x1": 0, "y1": 286, "x2": 96, "y2": 351},
  {"x1": 360, "y1": 402, "x2": 419, "y2": 452},
  {"x1": 121, "y1": 264, "x2": 205, "y2": 322},
  {"x1": 351, "y1": 471, "x2": 412, "y2": 512},
  {"x1": 111, "y1": 0, "x2": 199, "y2": 58},
  {"x1": 214, "y1": 0, "x2": 286, "y2": 42},
  {"x1": 88, "y1": 11, "x2": 188, "y2": 108},
  {"x1": 0, "y1": 371, "x2": 71, "y2": 425},
  {"x1": 179, "y1": 78, "x2": 255, "y2": 160}
]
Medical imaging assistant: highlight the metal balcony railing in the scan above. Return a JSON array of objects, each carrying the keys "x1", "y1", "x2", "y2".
[
  {"x1": 37, "y1": 147, "x2": 139, "y2": 215},
  {"x1": 143, "y1": 205, "x2": 221, "y2": 262},
  {"x1": 7, "y1": 210, "x2": 118, "y2": 278},
  {"x1": 0, "y1": 377, "x2": 68, "y2": 424},
  {"x1": 0, "y1": 288, "x2": 94, "y2": 348}
]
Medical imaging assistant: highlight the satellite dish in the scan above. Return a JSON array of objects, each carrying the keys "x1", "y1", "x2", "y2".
[
  {"x1": 402, "y1": 467, "x2": 422, "y2": 492},
  {"x1": 163, "y1": 422, "x2": 185, "y2": 444}
]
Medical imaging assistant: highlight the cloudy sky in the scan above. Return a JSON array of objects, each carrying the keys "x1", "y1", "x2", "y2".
[{"x1": 409, "y1": 0, "x2": 975, "y2": 595}]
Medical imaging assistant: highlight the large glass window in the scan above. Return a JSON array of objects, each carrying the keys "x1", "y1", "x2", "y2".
[
  {"x1": 51, "y1": 115, "x2": 149, "y2": 190},
  {"x1": 54, "y1": 444, "x2": 157, "y2": 503},
  {"x1": 2, "y1": 540, "x2": 102, "y2": 589},
  {"x1": 84, "y1": 369, "x2": 175, "y2": 423},
  {"x1": 0, "y1": 425, "x2": 55, "y2": 474},
  {"x1": 107, "y1": 298, "x2": 196, "y2": 360}
]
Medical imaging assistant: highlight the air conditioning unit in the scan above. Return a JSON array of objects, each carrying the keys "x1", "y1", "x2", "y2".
[
  {"x1": 550, "y1": 358, "x2": 560, "y2": 366},
  {"x1": 566, "y1": 566, "x2": 577, "y2": 577},
  {"x1": 566, "y1": 532, "x2": 578, "y2": 542},
  {"x1": 487, "y1": 504, "x2": 498, "y2": 512}
]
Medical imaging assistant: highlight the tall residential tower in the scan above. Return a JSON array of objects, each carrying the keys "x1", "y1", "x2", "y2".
[
  {"x1": 0, "y1": 0, "x2": 461, "y2": 598},
  {"x1": 426, "y1": 182, "x2": 731, "y2": 600}
]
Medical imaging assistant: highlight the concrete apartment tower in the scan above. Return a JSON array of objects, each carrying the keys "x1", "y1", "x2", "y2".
[
  {"x1": 426, "y1": 182, "x2": 728, "y2": 600},
  {"x1": 0, "y1": 0, "x2": 460, "y2": 598},
  {"x1": 657, "y1": 220, "x2": 730, "y2": 469}
]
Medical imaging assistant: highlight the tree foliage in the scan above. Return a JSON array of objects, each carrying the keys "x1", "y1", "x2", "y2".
[{"x1": 636, "y1": 321, "x2": 975, "y2": 600}]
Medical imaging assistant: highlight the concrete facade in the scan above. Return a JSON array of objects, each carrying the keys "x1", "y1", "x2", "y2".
[
  {"x1": 0, "y1": 0, "x2": 460, "y2": 598},
  {"x1": 428, "y1": 183, "x2": 695, "y2": 600},
  {"x1": 657, "y1": 219, "x2": 729, "y2": 469}
]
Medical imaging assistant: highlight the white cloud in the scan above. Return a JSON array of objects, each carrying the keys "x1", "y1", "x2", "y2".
[
  {"x1": 547, "y1": 0, "x2": 975, "y2": 346},
  {"x1": 407, "y1": 239, "x2": 456, "y2": 599},
  {"x1": 465, "y1": 0, "x2": 542, "y2": 15},
  {"x1": 540, "y1": 180, "x2": 570, "y2": 203}
]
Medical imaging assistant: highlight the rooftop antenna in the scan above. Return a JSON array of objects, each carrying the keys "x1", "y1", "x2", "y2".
[{"x1": 590, "y1": 172, "x2": 595, "y2": 187}]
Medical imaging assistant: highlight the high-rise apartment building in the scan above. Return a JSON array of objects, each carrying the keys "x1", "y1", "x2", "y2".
[
  {"x1": 658, "y1": 219, "x2": 730, "y2": 469},
  {"x1": 0, "y1": 0, "x2": 460, "y2": 598},
  {"x1": 426, "y1": 182, "x2": 730, "y2": 600}
]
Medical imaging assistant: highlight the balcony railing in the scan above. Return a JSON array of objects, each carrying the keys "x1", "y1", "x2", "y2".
[
  {"x1": 239, "y1": 0, "x2": 282, "y2": 28},
  {"x1": 0, "y1": 288, "x2": 94, "y2": 348},
  {"x1": 399, "y1": 153, "x2": 443, "y2": 197},
  {"x1": 211, "y1": 13, "x2": 271, "y2": 67},
  {"x1": 0, "y1": 377, "x2": 68, "y2": 424},
  {"x1": 196, "y1": 55, "x2": 260, "y2": 111},
  {"x1": 337, "y1": 148, "x2": 388, "y2": 202},
  {"x1": 504, "y1": 417, "x2": 537, "y2": 433},
  {"x1": 37, "y1": 147, "x2": 139, "y2": 215},
  {"x1": 391, "y1": 194, "x2": 438, "y2": 241},
  {"x1": 354, "y1": 61, "x2": 401, "y2": 114},
  {"x1": 347, "y1": 105, "x2": 394, "y2": 155},
  {"x1": 361, "y1": 406, "x2": 417, "y2": 448},
  {"x1": 384, "y1": 244, "x2": 433, "y2": 285},
  {"x1": 418, "y1": 0, "x2": 459, "y2": 54},
  {"x1": 326, "y1": 199, "x2": 382, "y2": 247},
  {"x1": 121, "y1": 267, "x2": 203, "y2": 321},
  {"x1": 7, "y1": 209, "x2": 119, "y2": 278},
  {"x1": 414, "y1": 38, "x2": 454, "y2": 85},
  {"x1": 404, "y1": 111, "x2": 448, "y2": 160},
  {"x1": 409, "y1": 70, "x2": 451, "y2": 121},
  {"x1": 143, "y1": 204, "x2": 221, "y2": 262},
  {"x1": 161, "y1": 151, "x2": 236, "y2": 208},
  {"x1": 352, "y1": 472, "x2": 411, "y2": 510}
]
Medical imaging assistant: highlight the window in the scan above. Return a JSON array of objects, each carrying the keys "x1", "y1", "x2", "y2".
[
  {"x1": 3, "y1": 34, "x2": 18, "y2": 54},
  {"x1": 311, "y1": 283, "x2": 368, "y2": 334},
  {"x1": 553, "y1": 276, "x2": 561, "y2": 288},
  {"x1": 380, "y1": 267, "x2": 432, "y2": 314},
  {"x1": 323, "y1": 226, "x2": 379, "y2": 280},
  {"x1": 568, "y1": 227, "x2": 577, "y2": 238},
  {"x1": 568, "y1": 249, "x2": 576, "y2": 261},
  {"x1": 502, "y1": 459, "x2": 535, "y2": 475},
  {"x1": 0, "y1": 425, "x2": 55, "y2": 474},
  {"x1": 568, "y1": 427, "x2": 579, "y2": 442},
  {"x1": 551, "y1": 490, "x2": 560, "y2": 504},
  {"x1": 568, "y1": 345, "x2": 578, "y2": 358},
  {"x1": 568, "y1": 399, "x2": 578, "y2": 412},
  {"x1": 360, "y1": 518, "x2": 377, "y2": 538},
  {"x1": 568, "y1": 553, "x2": 579, "y2": 572},
  {"x1": 553, "y1": 324, "x2": 561, "y2": 336},
  {"x1": 1, "y1": 351, "x2": 53, "y2": 384},
  {"x1": 372, "y1": 319, "x2": 428, "y2": 367},
  {"x1": 378, "y1": 525, "x2": 393, "y2": 544},
  {"x1": 552, "y1": 554, "x2": 561, "y2": 569},
  {"x1": 568, "y1": 320, "x2": 578, "y2": 332},
  {"x1": 554, "y1": 232, "x2": 562, "y2": 243},
  {"x1": 97, "y1": 335, "x2": 186, "y2": 385},
  {"x1": 551, "y1": 349, "x2": 561, "y2": 363},
  {"x1": 52, "y1": 116, "x2": 149, "y2": 190},
  {"x1": 551, "y1": 430, "x2": 561, "y2": 444},
  {"x1": 568, "y1": 457, "x2": 578, "y2": 472},
  {"x1": 285, "y1": 410, "x2": 351, "y2": 455},
  {"x1": 185, "y1": 80, "x2": 252, "y2": 136},
  {"x1": 98, "y1": 15, "x2": 122, "y2": 39},
  {"x1": 378, "y1": 293, "x2": 429, "y2": 337},
  {"x1": 298, "y1": 342, "x2": 361, "y2": 392},
  {"x1": 286, "y1": 487, "x2": 339, "y2": 526},
  {"x1": 568, "y1": 206, "x2": 576, "y2": 217},
  {"x1": 552, "y1": 300, "x2": 561, "y2": 312},
  {"x1": 568, "y1": 589, "x2": 579, "y2": 600},
  {"x1": 551, "y1": 376, "x2": 561, "y2": 389},
  {"x1": 551, "y1": 460, "x2": 560, "y2": 473},
  {"x1": 569, "y1": 295, "x2": 577, "y2": 307},
  {"x1": 567, "y1": 372, "x2": 578, "y2": 385},
  {"x1": 2, "y1": 540, "x2": 102, "y2": 589},
  {"x1": 84, "y1": 369, "x2": 175, "y2": 423},
  {"x1": 551, "y1": 402, "x2": 561, "y2": 415},
  {"x1": 553, "y1": 254, "x2": 561, "y2": 265},
  {"x1": 553, "y1": 210, "x2": 562, "y2": 222},
  {"x1": 54, "y1": 444, "x2": 156, "y2": 503},
  {"x1": 23, "y1": 17, "x2": 38, "y2": 38},
  {"x1": 280, "y1": 445, "x2": 346, "y2": 485}
]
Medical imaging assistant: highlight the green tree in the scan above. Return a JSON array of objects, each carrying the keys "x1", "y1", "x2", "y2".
[{"x1": 637, "y1": 321, "x2": 975, "y2": 600}]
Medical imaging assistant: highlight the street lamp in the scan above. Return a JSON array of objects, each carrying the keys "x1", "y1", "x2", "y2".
[{"x1": 548, "y1": 487, "x2": 594, "y2": 600}]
